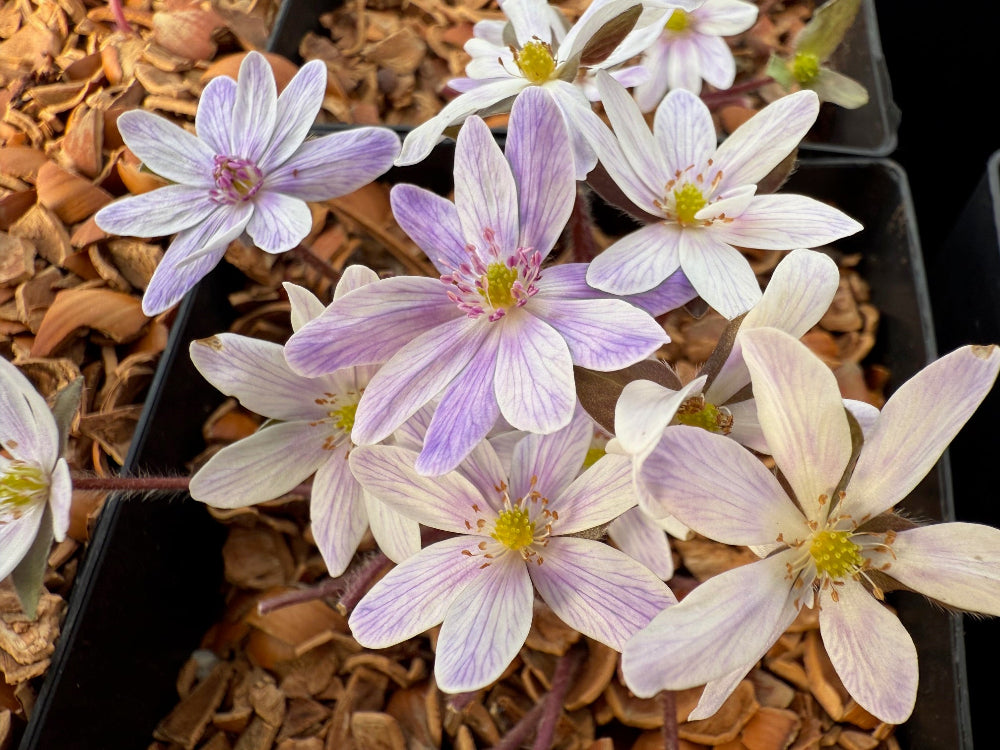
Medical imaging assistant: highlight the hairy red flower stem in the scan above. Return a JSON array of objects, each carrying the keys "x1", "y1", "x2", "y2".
[
  {"x1": 107, "y1": 0, "x2": 132, "y2": 33},
  {"x1": 71, "y1": 475, "x2": 191, "y2": 491},
  {"x1": 292, "y1": 244, "x2": 342, "y2": 283},
  {"x1": 660, "y1": 690, "x2": 679, "y2": 750},
  {"x1": 256, "y1": 576, "x2": 348, "y2": 616},
  {"x1": 335, "y1": 550, "x2": 394, "y2": 614},
  {"x1": 700, "y1": 76, "x2": 776, "y2": 108},
  {"x1": 531, "y1": 644, "x2": 585, "y2": 750}
]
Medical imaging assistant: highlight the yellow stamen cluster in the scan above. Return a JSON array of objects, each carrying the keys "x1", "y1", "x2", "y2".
[
  {"x1": 673, "y1": 183, "x2": 707, "y2": 225},
  {"x1": 676, "y1": 398, "x2": 733, "y2": 434},
  {"x1": 515, "y1": 41, "x2": 556, "y2": 84},
  {"x1": 809, "y1": 530, "x2": 864, "y2": 578},
  {"x1": 792, "y1": 52, "x2": 821, "y2": 85},
  {"x1": 665, "y1": 9, "x2": 690, "y2": 32},
  {"x1": 329, "y1": 402, "x2": 359, "y2": 432},
  {"x1": 480, "y1": 263, "x2": 519, "y2": 310},
  {"x1": 0, "y1": 462, "x2": 46, "y2": 518},
  {"x1": 492, "y1": 506, "x2": 535, "y2": 551}
]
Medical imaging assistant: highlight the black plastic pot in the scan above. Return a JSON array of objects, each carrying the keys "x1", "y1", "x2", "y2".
[
  {"x1": 928, "y1": 149, "x2": 1000, "y2": 750},
  {"x1": 266, "y1": 0, "x2": 899, "y2": 157},
  {"x1": 16, "y1": 150, "x2": 973, "y2": 748}
]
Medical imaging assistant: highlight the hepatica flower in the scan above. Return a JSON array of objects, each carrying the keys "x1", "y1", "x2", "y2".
[
  {"x1": 95, "y1": 51, "x2": 401, "y2": 316},
  {"x1": 1, "y1": 357, "x2": 71, "y2": 585},
  {"x1": 397, "y1": 0, "x2": 697, "y2": 178},
  {"x1": 622, "y1": 328, "x2": 1000, "y2": 723},
  {"x1": 576, "y1": 71, "x2": 862, "y2": 318},
  {"x1": 347, "y1": 410, "x2": 676, "y2": 692},
  {"x1": 285, "y1": 88, "x2": 669, "y2": 476},
  {"x1": 188, "y1": 269, "x2": 419, "y2": 576},
  {"x1": 633, "y1": 0, "x2": 759, "y2": 108}
]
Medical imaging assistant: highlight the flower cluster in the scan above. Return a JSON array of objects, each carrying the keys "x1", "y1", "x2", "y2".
[{"x1": 12, "y1": 0, "x2": 999, "y2": 738}]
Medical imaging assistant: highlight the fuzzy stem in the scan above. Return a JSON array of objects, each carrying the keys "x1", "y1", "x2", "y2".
[
  {"x1": 107, "y1": 0, "x2": 132, "y2": 33},
  {"x1": 335, "y1": 550, "x2": 393, "y2": 615},
  {"x1": 71, "y1": 476, "x2": 190, "y2": 491},
  {"x1": 660, "y1": 690, "x2": 679, "y2": 750},
  {"x1": 490, "y1": 702, "x2": 545, "y2": 750},
  {"x1": 257, "y1": 576, "x2": 347, "y2": 616},
  {"x1": 531, "y1": 645, "x2": 584, "y2": 750},
  {"x1": 700, "y1": 76, "x2": 776, "y2": 108},
  {"x1": 293, "y1": 244, "x2": 342, "y2": 283}
]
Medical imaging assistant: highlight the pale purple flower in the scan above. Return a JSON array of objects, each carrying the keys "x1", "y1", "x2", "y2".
[
  {"x1": 188, "y1": 269, "x2": 419, "y2": 576},
  {"x1": 285, "y1": 88, "x2": 681, "y2": 476},
  {"x1": 572, "y1": 71, "x2": 863, "y2": 318},
  {"x1": 347, "y1": 410, "x2": 676, "y2": 693},
  {"x1": 95, "y1": 51, "x2": 401, "y2": 316},
  {"x1": 397, "y1": 0, "x2": 699, "y2": 178},
  {"x1": 622, "y1": 328, "x2": 1000, "y2": 723},
  {"x1": 634, "y1": 0, "x2": 758, "y2": 108},
  {"x1": 1, "y1": 357, "x2": 71, "y2": 583}
]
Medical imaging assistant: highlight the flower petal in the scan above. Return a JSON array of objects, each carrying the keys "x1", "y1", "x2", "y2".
[
  {"x1": 116, "y1": 110, "x2": 215, "y2": 186},
  {"x1": 396, "y1": 79, "x2": 529, "y2": 167},
  {"x1": 586, "y1": 221, "x2": 682, "y2": 295},
  {"x1": 0, "y1": 501, "x2": 45, "y2": 582},
  {"x1": 506, "y1": 87, "x2": 575, "y2": 258},
  {"x1": 885, "y1": 523, "x2": 1000, "y2": 616},
  {"x1": 265, "y1": 127, "x2": 401, "y2": 201},
  {"x1": 638, "y1": 425, "x2": 807, "y2": 544},
  {"x1": 48, "y1": 458, "x2": 72, "y2": 542},
  {"x1": 509, "y1": 410, "x2": 592, "y2": 501},
  {"x1": 363, "y1": 490, "x2": 422, "y2": 565},
  {"x1": 246, "y1": 190, "x2": 312, "y2": 253},
  {"x1": 607, "y1": 507, "x2": 675, "y2": 580},
  {"x1": 141, "y1": 202, "x2": 252, "y2": 316},
  {"x1": 615, "y1": 376, "x2": 706, "y2": 458},
  {"x1": 310, "y1": 447, "x2": 368, "y2": 576},
  {"x1": 710, "y1": 195, "x2": 863, "y2": 249},
  {"x1": 741, "y1": 328, "x2": 852, "y2": 520},
  {"x1": 697, "y1": 0, "x2": 759, "y2": 35},
  {"x1": 454, "y1": 116, "x2": 519, "y2": 253},
  {"x1": 416, "y1": 325, "x2": 502, "y2": 476},
  {"x1": 621, "y1": 550, "x2": 799, "y2": 696},
  {"x1": 494, "y1": 313, "x2": 575, "y2": 433},
  {"x1": 691, "y1": 33, "x2": 737, "y2": 90},
  {"x1": 348, "y1": 445, "x2": 495, "y2": 534},
  {"x1": 653, "y1": 88, "x2": 716, "y2": 176},
  {"x1": 0, "y1": 357, "x2": 59, "y2": 465},
  {"x1": 284, "y1": 277, "x2": 459, "y2": 374},
  {"x1": 528, "y1": 297, "x2": 667, "y2": 370},
  {"x1": 189, "y1": 334, "x2": 326, "y2": 421},
  {"x1": 353, "y1": 317, "x2": 489, "y2": 445},
  {"x1": 231, "y1": 51, "x2": 278, "y2": 163},
  {"x1": 552, "y1": 453, "x2": 636, "y2": 534},
  {"x1": 436, "y1": 554, "x2": 533, "y2": 692},
  {"x1": 349, "y1": 536, "x2": 484, "y2": 647},
  {"x1": 195, "y1": 74, "x2": 236, "y2": 154},
  {"x1": 847, "y1": 344, "x2": 1000, "y2": 519},
  {"x1": 260, "y1": 59, "x2": 327, "y2": 169},
  {"x1": 189, "y1": 421, "x2": 328, "y2": 508},
  {"x1": 94, "y1": 184, "x2": 216, "y2": 239},
  {"x1": 284, "y1": 282, "x2": 326, "y2": 331},
  {"x1": 819, "y1": 581, "x2": 918, "y2": 724},
  {"x1": 531, "y1": 537, "x2": 676, "y2": 650},
  {"x1": 679, "y1": 229, "x2": 761, "y2": 319},
  {"x1": 390, "y1": 184, "x2": 468, "y2": 274},
  {"x1": 712, "y1": 90, "x2": 819, "y2": 188}
]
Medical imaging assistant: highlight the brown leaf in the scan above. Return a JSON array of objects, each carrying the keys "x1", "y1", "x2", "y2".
[
  {"x1": 35, "y1": 161, "x2": 113, "y2": 225},
  {"x1": 31, "y1": 286, "x2": 149, "y2": 357}
]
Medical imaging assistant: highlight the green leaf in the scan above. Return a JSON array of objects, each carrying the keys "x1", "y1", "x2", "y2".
[
  {"x1": 795, "y1": 0, "x2": 862, "y2": 62},
  {"x1": 10, "y1": 505, "x2": 54, "y2": 619},
  {"x1": 50, "y1": 376, "x2": 83, "y2": 453},
  {"x1": 765, "y1": 53, "x2": 795, "y2": 90},
  {"x1": 577, "y1": 4, "x2": 642, "y2": 66},
  {"x1": 812, "y1": 67, "x2": 869, "y2": 109}
]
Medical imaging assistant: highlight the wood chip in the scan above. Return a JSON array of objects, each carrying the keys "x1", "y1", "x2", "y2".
[
  {"x1": 30, "y1": 285, "x2": 149, "y2": 356},
  {"x1": 679, "y1": 681, "x2": 758, "y2": 745},
  {"x1": 154, "y1": 662, "x2": 234, "y2": 748}
]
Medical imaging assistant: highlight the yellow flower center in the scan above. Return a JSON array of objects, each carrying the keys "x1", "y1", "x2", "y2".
[
  {"x1": 809, "y1": 530, "x2": 864, "y2": 579},
  {"x1": 516, "y1": 40, "x2": 556, "y2": 84},
  {"x1": 792, "y1": 51, "x2": 821, "y2": 85},
  {"x1": 329, "y1": 402, "x2": 359, "y2": 432},
  {"x1": 0, "y1": 462, "x2": 47, "y2": 520},
  {"x1": 479, "y1": 262, "x2": 519, "y2": 310},
  {"x1": 676, "y1": 397, "x2": 733, "y2": 434},
  {"x1": 492, "y1": 506, "x2": 535, "y2": 550},
  {"x1": 665, "y1": 9, "x2": 690, "y2": 32},
  {"x1": 673, "y1": 183, "x2": 707, "y2": 225}
]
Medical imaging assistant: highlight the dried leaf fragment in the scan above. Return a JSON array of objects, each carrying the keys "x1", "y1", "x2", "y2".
[{"x1": 31, "y1": 286, "x2": 149, "y2": 357}]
